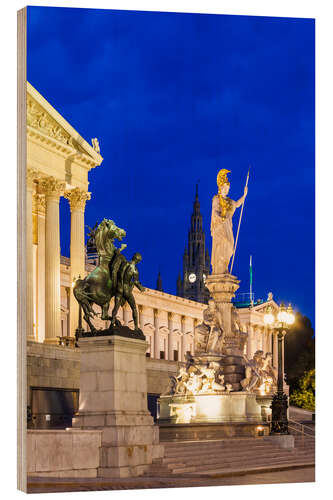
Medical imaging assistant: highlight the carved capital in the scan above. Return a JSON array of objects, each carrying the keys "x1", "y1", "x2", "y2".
[
  {"x1": 39, "y1": 176, "x2": 65, "y2": 201},
  {"x1": 26, "y1": 168, "x2": 40, "y2": 190},
  {"x1": 32, "y1": 193, "x2": 46, "y2": 215},
  {"x1": 64, "y1": 187, "x2": 91, "y2": 212}
]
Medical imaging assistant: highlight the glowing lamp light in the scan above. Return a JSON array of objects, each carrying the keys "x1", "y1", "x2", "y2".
[
  {"x1": 264, "y1": 306, "x2": 275, "y2": 326},
  {"x1": 286, "y1": 303, "x2": 295, "y2": 325},
  {"x1": 277, "y1": 303, "x2": 289, "y2": 324}
]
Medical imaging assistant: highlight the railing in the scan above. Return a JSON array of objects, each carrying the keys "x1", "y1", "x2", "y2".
[{"x1": 288, "y1": 418, "x2": 315, "y2": 443}]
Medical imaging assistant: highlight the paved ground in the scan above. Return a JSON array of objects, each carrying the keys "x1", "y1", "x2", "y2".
[{"x1": 27, "y1": 466, "x2": 315, "y2": 493}]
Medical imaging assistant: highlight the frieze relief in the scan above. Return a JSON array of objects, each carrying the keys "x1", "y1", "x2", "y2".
[{"x1": 27, "y1": 96, "x2": 85, "y2": 153}]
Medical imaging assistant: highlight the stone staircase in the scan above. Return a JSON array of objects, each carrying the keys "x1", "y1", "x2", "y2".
[{"x1": 147, "y1": 435, "x2": 315, "y2": 477}]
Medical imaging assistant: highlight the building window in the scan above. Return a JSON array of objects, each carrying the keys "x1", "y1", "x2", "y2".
[
  {"x1": 173, "y1": 350, "x2": 178, "y2": 361},
  {"x1": 146, "y1": 352, "x2": 151, "y2": 358},
  {"x1": 160, "y1": 351, "x2": 165, "y2": 360}
]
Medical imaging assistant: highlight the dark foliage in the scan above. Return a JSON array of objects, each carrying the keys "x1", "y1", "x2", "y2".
[{"x1": 284, "y1": 312, "x2": 315, "y2": 393}]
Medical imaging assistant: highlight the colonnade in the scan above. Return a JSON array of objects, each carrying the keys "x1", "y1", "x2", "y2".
[
  {"x1": 117, "y1": 305, "x2": 195, "y2": 361},
  {"x1": 27, "y1": 168, "x2": 90, "y2": 344}
]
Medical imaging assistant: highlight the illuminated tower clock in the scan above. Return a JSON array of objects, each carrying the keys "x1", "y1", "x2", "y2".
[{"x1": 176, "y1": 184, "x2": 210, "y2": 304}]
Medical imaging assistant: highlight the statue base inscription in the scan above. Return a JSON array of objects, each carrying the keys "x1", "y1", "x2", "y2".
[{"x1": 72, "y1": 334, "x2": 163, "y2": 478}]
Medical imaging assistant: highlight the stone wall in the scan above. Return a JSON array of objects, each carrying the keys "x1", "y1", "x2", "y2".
[
  {"x1": 27, "y1": 342, "x2": 179, "y2": 401},
  {"x1": 27, "y1": 429, "x2": 101, "y2": 477},
  {"x1": 146, "y1": 358, "x2": 180, "y2": 395},
  {"x1": 27, "y1": 342, "x2": 81, "y2": 403}
]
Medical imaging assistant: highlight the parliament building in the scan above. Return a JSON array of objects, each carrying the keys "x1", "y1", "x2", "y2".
[{"x1": 26, "y1": 82, "x2": 285, "y2": 430}]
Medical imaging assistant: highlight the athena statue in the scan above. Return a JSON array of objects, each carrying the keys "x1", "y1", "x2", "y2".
[{"x1": 210, "y1": 169, "x2": 247, "y2": 274}]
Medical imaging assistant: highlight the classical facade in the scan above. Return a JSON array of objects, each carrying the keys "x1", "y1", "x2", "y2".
[
  {"x1": 176, "y1": 185, "x2": 211, "y2": 303},
  {"x1": 26, "y1": 82, "x2": 103, "y2": 344}
]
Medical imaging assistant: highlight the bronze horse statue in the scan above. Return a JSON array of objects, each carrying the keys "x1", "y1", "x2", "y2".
[{"x1": 74, "y1": 219, "x2": 145, "y2": 333}]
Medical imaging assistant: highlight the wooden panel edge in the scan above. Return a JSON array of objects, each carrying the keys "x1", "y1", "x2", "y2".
[{"x1": 17, "y1": 6, "x2": 27, "y2": 494}]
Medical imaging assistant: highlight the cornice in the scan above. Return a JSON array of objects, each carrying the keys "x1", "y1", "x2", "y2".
[{"x1": 27, "y1": 86, "x2": 103, "y2": 170}]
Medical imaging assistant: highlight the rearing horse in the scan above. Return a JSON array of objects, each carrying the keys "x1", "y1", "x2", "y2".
[{"x1": 73, "y1": 219, "x2": 126, "y2": 332}]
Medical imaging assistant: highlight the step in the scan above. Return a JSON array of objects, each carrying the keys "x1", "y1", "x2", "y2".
[
  {"x1": 184, "y1": 461, "x2": 315, "y2": 477},
  {"x1": 171, "y1": 456, "x2": 315, "y2": 474},
  {"x1": 164, "y1": 442, "x2": 279, "y2": 455},
  {"x1": 164, "y1": 444, "x2": 291, "y2": 460},
  {"x1": 163, "y1": 449, "x2": 298, "y2": 467}
]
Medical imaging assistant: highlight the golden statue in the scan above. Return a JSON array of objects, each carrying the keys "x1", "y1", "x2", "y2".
[{"x1": 210, "y1": 169, "x2": 248, "y2": 274}]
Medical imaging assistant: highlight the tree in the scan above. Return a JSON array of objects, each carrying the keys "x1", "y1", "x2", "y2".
[
  {"x1": 289, "y1": 369, "x2": 315, "y2": 412},
  {"x1": 284, "y1": 312, "x2": 315, "y2": 393}
]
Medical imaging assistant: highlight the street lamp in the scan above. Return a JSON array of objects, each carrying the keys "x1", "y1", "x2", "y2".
[{"x1": 264, "y1": 302, "x2": 295, "y2": 434}]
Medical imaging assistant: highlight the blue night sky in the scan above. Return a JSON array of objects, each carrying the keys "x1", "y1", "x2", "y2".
[{"x1": 27, "y1": 7, "x2": 315, "y2": 327}]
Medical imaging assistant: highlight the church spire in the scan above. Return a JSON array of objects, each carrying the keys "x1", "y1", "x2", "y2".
[
  {"x1": 192, "y1": 183, "x2": 201, "y2": 217},
  {"x1": 156, "y1": 271, "x2": 163, "y2": 292},
  {"x1": 177, "y1": 185, "x2": 210, "y2": 304},
  {"x1": 176, "y1": 272, "x2": 182, "y2": 297}
]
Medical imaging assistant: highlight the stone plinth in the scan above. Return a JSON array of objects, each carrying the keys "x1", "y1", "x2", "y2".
[
  {"x1": 256, "y1": 394, "x2": 274, "y2": 421},
  {"x1": 159, "y1": 422, "x2": 270, "y2": 441},
  {"x1": 205, "y1": 273, "x2": 245, "y2": 390},
  {"x1": 158, "y1": 393, "x2": 266, "y2": 440},
  {"x1": 159, "y1": 392, "x2": 262, "y2": 424},
  {"x1": 72, "y1": 334, "x2": 163, "y2": 478}
]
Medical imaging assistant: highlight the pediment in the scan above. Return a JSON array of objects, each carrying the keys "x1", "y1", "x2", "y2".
[{"x1": 27, "y1": 82, "x2": 103, "y2": 166}]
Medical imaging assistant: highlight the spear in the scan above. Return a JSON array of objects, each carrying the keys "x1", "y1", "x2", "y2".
[{"x1": 229, "y1": 168, "x2": 250, "y2": 274}]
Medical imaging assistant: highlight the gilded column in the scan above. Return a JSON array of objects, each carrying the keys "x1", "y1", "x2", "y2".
[
  {"x1": 39, "y1": 176, "x2": 65, "y2": 344},
  {"x1": 154, "y1": 309, "x2": 160, "y2": 359},
  {"x1": 26, "y1": 169, "x2": 38, "y2": 342},
  {"x1": 64, "y1": 187, "x2": 91, "y2": 336}
]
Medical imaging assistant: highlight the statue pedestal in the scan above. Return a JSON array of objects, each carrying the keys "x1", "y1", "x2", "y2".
[
  {"x1": 72, "y1": 333, "x2": 163, "y2": 478},
  {"x1": 205, "y1": 272, "x2": 240, "y2": 341},
  {"x1": 205, "y1": 273, "x2": 244, "y2": 390}
]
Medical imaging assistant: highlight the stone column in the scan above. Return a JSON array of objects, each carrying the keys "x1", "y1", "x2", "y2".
[
  {"x1": 154, "y1": 309, "x2": 160, "y2": 359},
  {"x1": 168, "y1": 312, "x2": 174, "y2": 361},
  {"x1": 123, "y1": 307, "x2": 131, "y2": 327},
  {"x1": 180, "y1": 316, "x2": 186, "y2": 361},
  {"x1": 64, "y1": 188, "x2": 91, "y2": 337},
  {"x1": 66, "y1": 287, "x2": 70, "y2": 338},
  {"x1": 26, "y1": 169, "x2": 38, "y2": 342},
  {"x1": 138, "y1": 305, "x2": 149, "y2": 354},
  {"x1": 39, "y1": 176, "x2": 65, "y2": 344},
  {"x1": 247, "y1": 324, "x2": 253, "y2": 358},
  {"x1": 34, "y1": 193, "x2": 46, "y2": 342}
]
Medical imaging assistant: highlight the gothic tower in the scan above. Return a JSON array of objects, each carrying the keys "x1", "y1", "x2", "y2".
[{"x1": 177, "y1": 185, "x2": 210, "y2": 303}]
